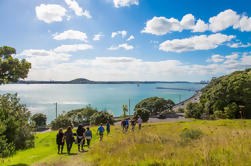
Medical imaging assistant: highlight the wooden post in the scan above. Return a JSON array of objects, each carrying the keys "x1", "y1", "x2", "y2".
[{"x1": 56, "y1": 102, "x2": 58, "y2": 118}]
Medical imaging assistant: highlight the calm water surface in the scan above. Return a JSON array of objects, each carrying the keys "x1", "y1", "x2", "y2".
[{"x1": 0, "y1": 83, "x2": 205, "y2": 122}]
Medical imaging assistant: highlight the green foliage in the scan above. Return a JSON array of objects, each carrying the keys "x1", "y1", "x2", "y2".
[
  {"x1": 0, "y1": 46, "x2": 31, "y2": 84},
  {"x1": 31, "y1": 113, "x2": 47, "y2": 129},
  {"x1": 0, "y1": 93, "x2": 34, "y2": 157},
  {"x1": 180, "y1": 128, "x2": 203, "y2": 142},
  {"x1": 65, "y1": 106, "x2": 98, "y2": 126},
  {"x1": 200, "y1": 68, "x2": 251, "y2": 118},
  {"x1": 133, "y1": 108, "x2": 150, "y2": 122},
  {"x1": 90, "y1": 111, "x2": 114, "y2": 125},
  {"x1": 134, "y1": 97, "x2": 175, "y2": 115},
  {"x1": 50, "y1": 115, "x2": 73, "y2": 130},
  {"x1": 185, "y1": 102, "x2": 203, "y2": 119},
  {"x1": 178, "y1": 107, "x2": 185, "y2": 113}
]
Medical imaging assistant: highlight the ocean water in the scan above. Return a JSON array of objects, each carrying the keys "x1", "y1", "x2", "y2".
[{"x1": 0, "y1": 83, "x2": 205, "y2": 123}]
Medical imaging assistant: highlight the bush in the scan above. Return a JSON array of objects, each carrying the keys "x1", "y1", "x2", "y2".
[
  {"x1": 90, "y1": 111, "x2": 114, "y2": 125},
  {"x1": 66, "y1": 106, "x2": 98, "y2": 126},
  {"x1": 178, "y1": 107, "x2": 185, "y2": 113},
  {"x1": 134, "y1": 108, "x2": 150, "y2": 122},
  {"x1": 180, "y1": 128, "x2": 203, "y2": 142},
  {"x1": 135, "y1": 97, "x2": 175, "y2": 115},
  {"x1": 50, "y1": 115, "x2": 73, "y2": 130},
  {"x1": 31, "y1": 113, "x2": 47, "y2": 129},
  {"x1": 185, "y1": 102, "x2": 203, "y2": 119},
  {"x1": 0, "y1": 93, "x2": 34, "y2": 157}
]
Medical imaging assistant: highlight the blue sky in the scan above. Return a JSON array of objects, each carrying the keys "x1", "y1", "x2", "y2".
[{"x1": 0, "y1": 0, "x2": 251, "y2": 81}]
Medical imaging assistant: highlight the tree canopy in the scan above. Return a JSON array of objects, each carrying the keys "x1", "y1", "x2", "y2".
[
  {"x1": 186, "y1": 68, "x2": 251, "y2": 119},
  {"x1": 31, "y1": 113, "x2": 47, "y2": 129},
  {"x1": 0, "y1": 46, "x2": 31, "y2": 84},
  {"x1": 134, "y1": 97, "x2": 175, "y2": 115}
]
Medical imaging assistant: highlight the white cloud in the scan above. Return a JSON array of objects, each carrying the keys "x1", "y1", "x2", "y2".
[
  {"x1": 111, "y1": 30, "x2": 127, "y2": 38},
  {"x1": 54, "y1": 44, "x2": 93, "y2": 52},
  {"x1": 142, "y1": 9, "x2": 251, "y2": 35},
  {"x1": 180, "y1": 14, "x2": 195, "y2": 29},
  {"x1": 193, "y1": 19, "x2": 209, "y2": 32},
  {"x1": 227, "y1": 42, "x2": 251, "y2": 48},
  {"x1": 108, "y1": 43, "x2": 134, "y2": 50},
  {"x1": 127, "y1": 35, "x2": 135, "y2": 41},
  {"x1": 83, "y1": 10, "x2": 92, "y2": 19},
  {"x1": 53, "y1": 30, "x2": 88, "y2": 42},
  {"x1": 18, "y1": 49, "x2": 71, "y2": 68},
  {"x1": 113, "y1": 0, "x2": 139, "y2": 8},
  {"x1": 35, "y1": 4, "x2": 66, "y2": 23},
  {"x1": 22, "y1": 52, "x2": 251, "y2": 82},
  {"x1": 209, "y1": 9, "x2": 240, "y2": 32},
  {"x1": 65, "y1": 0, "x2": 92, "y2": 18},
  {"x1": 159, "y1": 33, "x2": 235, "y2": 53},
  {"x1": 233, "y1": 16, "x2": 251, "y2": 32},
  {"x1": 142, "y1": 16, "x2": 182, "y2": 35},
  {"x1": 93, "y1": 33, "x2": 104, "y2": 41},
  {"x1": 207, "y1": 54, "x2": 225, "y2": 63}
]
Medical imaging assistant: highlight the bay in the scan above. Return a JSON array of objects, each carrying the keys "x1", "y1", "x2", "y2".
[{"x1": 0, "y1": 83, "x2": 205, "y2": 123}]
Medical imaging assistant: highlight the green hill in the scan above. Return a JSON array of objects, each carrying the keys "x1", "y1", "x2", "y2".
[{"x1": 2, "y1": 120, "x2": 251, "y2": 166}]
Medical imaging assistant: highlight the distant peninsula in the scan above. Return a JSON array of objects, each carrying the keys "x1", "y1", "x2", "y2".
[{"x1": 15, "y1": 78, "x2": 209, "y2": 84}]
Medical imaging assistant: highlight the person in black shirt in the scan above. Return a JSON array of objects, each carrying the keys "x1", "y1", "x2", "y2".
[
  {"x1": 56, "y1": 128, "x2": 64, "y2": 154},
  {"x1": 76, "y1": 125, "x2": 85, "y2": 152},
  {"x1": 64, "y1": 126, "x2": 75, "y2": 154}
]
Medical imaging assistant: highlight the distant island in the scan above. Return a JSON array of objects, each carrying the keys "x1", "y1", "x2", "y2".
[{"x1": 15, "y1": 78, "x2": 209, "y2": 84}]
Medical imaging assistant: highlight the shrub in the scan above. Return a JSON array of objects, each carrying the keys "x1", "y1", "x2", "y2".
[
  {"x1": 50, "y1": 115, "x2": 73, "y2": 130},
  {"x1": 90, "y1": 111, "x2": 114, "y2": 125},
  {"x1": 178, "y1": 107, "x2": 185, "y2": 113},
  {"x1": 134, "y1": 108, "x2": 150, "y2": 122},
  {"x1": 0, "y1": 93, "x2": 34, "y2": 156},
  {"x1": 134, "y1": 97, "x2": 175, "y2": 115},
  {"x1": 31, "y1": 113, "x2": 47, "y2": 129},
  {"x1": 185, "y1": 102, "x2": 203, "y2": 119},
  {"x1": 180, "y1": 128, "x2": 203, "y2": 142},
  {"x1": 66, "y1": 106, "x2": 98, "y2": 126}
]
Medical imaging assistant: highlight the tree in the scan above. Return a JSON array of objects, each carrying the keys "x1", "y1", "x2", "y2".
[
  {"x1": 200, "y1": 68, "x2": 251, "y2": 119},
  {"x1": 122, "y1": 105, "x2": 128, "y2": 117},
  {"x1": 134, "y1": 97, "x2": 175, "y2": 115},
  {"x1": 65, "y1": 106, "x2": 98, "y2": 126},
  {"x1": 31, "y1": 113, "x2": 47, "y2": 129},
  {"x1": 185, "y1": 102, "x2": 203, "y2": 119},
  {"x1": 50, "y1": 114, "x2": 73, "y2": 130},
  {"x1": 0, "y1": 94, "x2": 34, "y2": 156},
  {"x1": 90, "y1": 111, "x2": 114, "y2": 125},
  {"x1": 0, "y1": 46, "x2": 31, "y2": 84},
  {"x1": 134, "y1": 108, "x2": 150, "y2": 122}
]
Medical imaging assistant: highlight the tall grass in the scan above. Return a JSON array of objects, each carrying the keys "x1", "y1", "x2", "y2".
[{"x1": 85, "y1": 120, "x2": 251, "y2": 166}]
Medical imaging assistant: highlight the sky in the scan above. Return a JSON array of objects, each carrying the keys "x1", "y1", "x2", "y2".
[{"x1": 0, "y1": 0, "x2": 251, "y2": 81}]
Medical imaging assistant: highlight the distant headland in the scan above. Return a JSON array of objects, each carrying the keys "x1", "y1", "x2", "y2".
[{"x1": 14, "y1": 78, "x2": 209, "y2": 84}]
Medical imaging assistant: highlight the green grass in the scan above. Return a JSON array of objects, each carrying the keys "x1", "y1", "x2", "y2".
[
  {"x1": 2, "y1": 120, "x2": 251, "y2": 166},
  {"x1": 1, "y1": 127, "x2": 100, "y2": 166},
  {"x1": 85, "y1": 120, "x2": 251, "y2": 166}
]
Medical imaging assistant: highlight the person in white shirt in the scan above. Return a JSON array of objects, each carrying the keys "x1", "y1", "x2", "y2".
[{"x1": 137, "y1": 117, "x2": 143, "y2": 130}]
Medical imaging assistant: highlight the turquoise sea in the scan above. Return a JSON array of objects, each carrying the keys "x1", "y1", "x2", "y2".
[{"x1": 0, "y1": 83, "x2": 205, "y2": 123}]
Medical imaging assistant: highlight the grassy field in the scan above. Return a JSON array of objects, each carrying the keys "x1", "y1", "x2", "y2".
[
  {"x1": 1, "y1": 127, "x2": 100, "y2": 166},
  {"x1": 2, "y1": 120, "x2": 251, "y2": 166}
]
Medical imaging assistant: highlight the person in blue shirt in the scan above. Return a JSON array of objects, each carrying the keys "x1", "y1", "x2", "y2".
[
  {"x1": 85, "y1": 127, "x2": 92, "y2": 148},
  {"x1": 125, "y1": 119, "x2": 129, "y2": 132},
  {"x1": 106, "y1": 122, "x2": 110, "y2": 136},
  {"x1": 97, "y1": 123, "x2": 105, "y2": 141}
]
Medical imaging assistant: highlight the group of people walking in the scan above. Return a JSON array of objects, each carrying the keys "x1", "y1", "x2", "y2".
[
  {"x1": 56, "y1": 122, "x2": 110, "y2": 154},
  {"x1": 56, "y1": 118, "x2": 142, "y2": 154},
  {"x1": 56, "y1": 125, "x2": 93, "y2": 154},
  {"x1": 121, "y1": 117, "x2": 143, "y2": 132}
]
